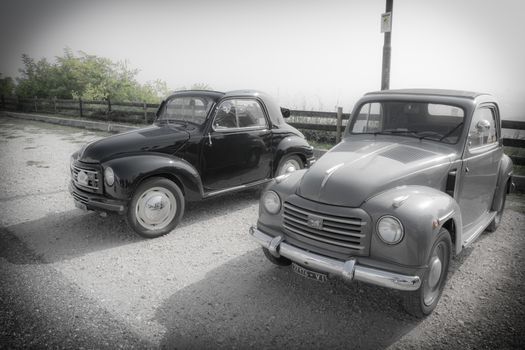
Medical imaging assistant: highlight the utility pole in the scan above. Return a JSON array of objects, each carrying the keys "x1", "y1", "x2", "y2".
[{"x1": 381, "y1": 0, "x2": 393, "y2": 90}]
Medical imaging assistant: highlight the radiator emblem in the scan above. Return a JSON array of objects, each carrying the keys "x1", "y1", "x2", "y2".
[{"x1": 307, "y1": 215, "x2": 323, "y2": 229}]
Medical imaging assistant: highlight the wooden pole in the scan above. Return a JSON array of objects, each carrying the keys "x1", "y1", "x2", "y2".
[
  {"x1": 79, "y1": 98, "x2": 83, "y2": 118},
  {"x1": 144, "y1": 102, "x2": 147, "y2": 123},
  {"x1": 336, "y1": 107, "x2": 343, "y2": 143},
  {"x1": 381, "y1": 0, "x2": 393, "y2": 90},
  {"x1": 34, "y1": 96, "x2": 37, "y2": 112},
  {"x1": 53, "y1": 96, "x2": 57, "y2": 114},
  {"x1": 1, "y1": 95, "x2": 5, "y2": 110}
]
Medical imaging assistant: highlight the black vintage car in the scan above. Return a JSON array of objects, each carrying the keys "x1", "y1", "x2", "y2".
[{"x1": 69, "y1": 90, "x2": 315, "y2": 238}]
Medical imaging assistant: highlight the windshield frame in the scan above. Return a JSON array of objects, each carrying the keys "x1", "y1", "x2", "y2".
[
  {"x1": 347, "y1": 99, "x2": 467, "y2": 145},
  {"x1": 155, "y1": 95, "x2": 217, "y2": 127}
]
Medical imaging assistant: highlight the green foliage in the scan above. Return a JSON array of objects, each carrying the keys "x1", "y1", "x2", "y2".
[
  {"x1": 0, "y1": 74, "x2": 16, "y2": 96},
  {"x1": 15, "y1": 48, "x2": 169, "y2": 103}
]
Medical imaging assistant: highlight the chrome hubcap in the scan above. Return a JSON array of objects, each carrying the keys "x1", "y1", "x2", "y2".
[
  {"x1": 423, "y1": 241, "x2": 446, "y2": 306},
  {"x1": 135, "y1": 187, "x2": 176, "y2": 230},
  {"x1": 279, "y1": 159, "x2": 301, "y2": 176}
]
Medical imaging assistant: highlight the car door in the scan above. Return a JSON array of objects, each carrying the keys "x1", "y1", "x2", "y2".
[
  {"x1": 200, "y1": 98, "x2": 273, "y2": 191},
  {"x1": 458, "y1": 104, "x2": 502, "y2": 233}
]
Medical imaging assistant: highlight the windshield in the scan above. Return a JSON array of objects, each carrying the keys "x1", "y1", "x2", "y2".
[
  {"x1": 349, "y1": 101, "x2": 465, "y2": 144},
  {"x1": 157, "y1": 96, "x2": 215, "y2": 126}
]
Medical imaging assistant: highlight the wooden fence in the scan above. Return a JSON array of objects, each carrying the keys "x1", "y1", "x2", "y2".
[{"x1": 1, "y1": 95, "x2": 523, "y2": 165}]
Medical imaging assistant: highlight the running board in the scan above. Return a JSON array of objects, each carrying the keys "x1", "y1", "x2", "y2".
[
  {"x1": 203, "y1": 179, "x2": 271, "y2": 198},
  {"x1": 462, "y1": 211, "x2": 497, "y2": 247}
]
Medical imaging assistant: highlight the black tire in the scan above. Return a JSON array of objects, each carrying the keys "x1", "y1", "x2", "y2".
[
  {"x1": 486, "y1": 184, "x2": 507, "y2": 232},
  {"x1": 402, "y1": 228, "x2": 452, "y2": 318},
  {"x1": 276, "y1": 155, "x2": 304, "y2": 176},
  {"x1": 126, "y1": 177, "x2": 185, "y2": 238},
  {"x1": 262, "y1": 247, "x2": 292, "y2": 266}
]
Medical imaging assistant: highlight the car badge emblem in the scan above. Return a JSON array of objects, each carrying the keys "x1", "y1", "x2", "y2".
[
  {"x1": 307, "y1": 215, "x2": 323, "y2": 230},
  {"x1": 77, "y1": 171, "x2": 89, "y2": 186}
]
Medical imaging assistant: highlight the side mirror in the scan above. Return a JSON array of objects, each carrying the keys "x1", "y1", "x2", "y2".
[
  {"x1": 475, "y1": 119, "x2": 490, "y2": 131},
  {"x1": 281, "y1": 107, "x2": 291, "y2": 119}
]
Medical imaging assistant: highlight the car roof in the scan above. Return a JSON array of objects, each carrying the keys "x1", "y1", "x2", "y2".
[{"x1": 365, "y1": 89, "x2": 491, "y2": 100}]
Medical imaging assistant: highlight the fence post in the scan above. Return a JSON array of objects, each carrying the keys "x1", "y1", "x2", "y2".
[
  {"x1": 79, "y1": 97, "x2": 83, "y2": 118},
  {"x1": 336, "y1": 106, "x2": 343, "y2": 143},
  {"x1": 1, "y1": 95, "x2": 4, "y2": 110},
  {"x1": 34, "y1": 96, "x2": 38, "y2": 112},
  {"x1": 16, "y1": 95, "x2": 20, "y2": 111},
  {"x1": 143, "y1": 102, "x2": 148, "y2": 123},
  {"x1": 107, "y1": 98, "x2": 112, "y2": 113},
  {"x1": 53, "y1": 97, "x2": 57, "y2": 114}
]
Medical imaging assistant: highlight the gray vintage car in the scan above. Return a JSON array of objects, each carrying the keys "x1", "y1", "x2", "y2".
[{"x1": 250, "y1": 89, "x2": 514, "y2": 317}]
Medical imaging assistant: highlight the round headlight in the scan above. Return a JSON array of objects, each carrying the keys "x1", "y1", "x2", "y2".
[
  {"x1": 104, "y1": 167, "x2": 115, "y2": 186},
  {"x1": 262, "y1": 191, "x2": 281, "y2": 214},
  {"x1": 377, "y1": 215, "x2": 404, "y2": 244}
]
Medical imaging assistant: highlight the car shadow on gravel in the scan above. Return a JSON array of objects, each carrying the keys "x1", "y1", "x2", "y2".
[
  {"x1": 154, "y1": 250, "x2": 423, "y2": 350},
  {"x1": 2, "y1": 189, "x2": 260, "y2": 265}
]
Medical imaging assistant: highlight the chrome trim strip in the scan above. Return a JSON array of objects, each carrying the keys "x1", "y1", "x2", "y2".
[
  {"x1": 204, "y1": 179, "x2": 271, "y2": 198},
  {"x1": 284, "y1": 224, "x2": 365, "y2": 250},
  {"x1": 250, "y1": 226, "x2": 421, "y2": 291}
]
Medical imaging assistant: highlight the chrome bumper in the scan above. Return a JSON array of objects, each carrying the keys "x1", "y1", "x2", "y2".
[{"x1": 250, "y1": 226, "x2": 421, "y2": 291}]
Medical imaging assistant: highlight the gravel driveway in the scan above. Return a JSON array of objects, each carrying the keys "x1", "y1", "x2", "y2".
[{"x1": 1, "y1": 114, "x2": 524, "y2": 349}]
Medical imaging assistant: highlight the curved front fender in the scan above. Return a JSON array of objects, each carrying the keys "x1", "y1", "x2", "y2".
[
  {"x1": 361, "y1": 185, "x2": 462, "y2": 267},
  {"x1": 492, "y1": 154, "x2": 514, "y2": 211},
  {"x1": 102, "y1": 153, "x2": 203, "y2": 201}
]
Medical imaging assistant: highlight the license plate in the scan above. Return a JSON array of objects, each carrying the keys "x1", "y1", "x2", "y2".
[
  {"x1": 292, "y1": 263, "x2": 328, "y2": 282},
  {"x1": 74, "y1": 200, "x2": 87, "y2": 211}
]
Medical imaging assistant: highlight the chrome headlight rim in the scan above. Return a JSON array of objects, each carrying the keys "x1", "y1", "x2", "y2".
[
  {"x1": 376, "y1": 215, "x2": 404, "y2": 245},
  {"x1": 262, "y1": 190, "x2": 281, "y2": 215},
  {"x1": 104, "y1": 167, "x2": 115, "y2": 186}
]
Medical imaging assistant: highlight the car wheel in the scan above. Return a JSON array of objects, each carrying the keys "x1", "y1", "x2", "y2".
[
  {"x1": 276, "y1": 155, "x2": 303, "y2": 176},
  {"x1": 486, "y1": 183, "x2": 507, "y2": 232},
  {"x1": 402, "y1": 228, "x2": 451, "y2": 318},
  {"x1": 262, "y1": 247, "x2": 292, "y2": 266},
  {"x1": 126, "y1": 177, "x2": 185, "y2": 238}
]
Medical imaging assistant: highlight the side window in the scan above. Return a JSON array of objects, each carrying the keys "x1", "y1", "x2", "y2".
[
  {"x1": 213, "y1": 99, "x2": 268, "y2": 130},
  {"x1": 468, "y1": 107, "x2": 497, "y2": 148},
  {"x1": 352, "y1": 102, "x2": 383, "y2": 133}
]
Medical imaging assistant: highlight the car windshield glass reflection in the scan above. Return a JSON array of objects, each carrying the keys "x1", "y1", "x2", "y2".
[
  {"x1": 157, "y1": 96, "x2": 214, "y2": 126},
  {"x1": 350, "y1": 102, "x2": 465, "y2": 144}
]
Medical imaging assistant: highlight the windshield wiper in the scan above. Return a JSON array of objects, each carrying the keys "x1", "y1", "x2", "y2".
[{"x1": 439, "y1": 122, "x2": 464, "y2": 141}]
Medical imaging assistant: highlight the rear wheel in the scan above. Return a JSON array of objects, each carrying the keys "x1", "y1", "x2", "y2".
[
  {"x1": 402, "y1": 228, "x2": 451, "y2": 318},
  {"x1": 126, "y1": 177, "x2": 185, "y2": 238},
  {"x1": 276, "y1": 155, "x2": 303, "y2": 176}
]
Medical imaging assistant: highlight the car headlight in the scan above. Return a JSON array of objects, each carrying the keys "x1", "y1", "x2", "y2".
[
  {"x1": 104, "y1": 167, "x2": 115, "y2": 186},
  {"x1": 262, "y1": 191, "x2": 281, "y2": 214},
  {"x1": 376, "y1": 215, "x2": 404, "y2": 244}
]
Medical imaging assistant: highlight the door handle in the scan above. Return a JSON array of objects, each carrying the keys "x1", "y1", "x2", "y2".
[
  {"x1": 207, "y1": 133, "x2": 212, "y2": 146},
  {"x1": 465, "y1": 167, "x2": 469, "y2": 173}
]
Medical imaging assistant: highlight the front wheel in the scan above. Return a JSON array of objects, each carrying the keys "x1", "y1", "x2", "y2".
[
  {"x1": 126, "y1": 177, "x2": 185, "y2": 238},
  {"x1": 402, "y1": 228, "x2": 452, "y2": 318}
]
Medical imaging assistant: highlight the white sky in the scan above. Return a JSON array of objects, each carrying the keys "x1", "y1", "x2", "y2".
[{"x1": 1, "y1": 0, "x2": 524, "y2": 120}]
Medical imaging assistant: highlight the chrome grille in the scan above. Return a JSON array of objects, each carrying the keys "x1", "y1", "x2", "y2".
[
  {"x1": 283, "y1": 201, "x2": 369, "y2": 255},
  {"x1": 71, "y1": 163, "x2": 101, "y2": 193}
]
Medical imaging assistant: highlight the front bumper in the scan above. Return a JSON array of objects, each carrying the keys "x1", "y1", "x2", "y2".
[
  {"x1": 69, "y1": 181, "x2": 126, "y2": 213},
  {"x1": 250, "y1": 226, "x2": 421, "y2": 291}
]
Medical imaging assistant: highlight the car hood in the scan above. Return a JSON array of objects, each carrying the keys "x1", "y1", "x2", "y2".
[
  {"x1": 297, "y1": 138, "x2": 456, "y2": 207},
  {"x1": 78, "y1": 125, "x2": 190, "y2": 163}
]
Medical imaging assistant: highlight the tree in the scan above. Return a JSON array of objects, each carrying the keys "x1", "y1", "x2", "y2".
[
  {"x1": 15, "y1": 48, "x2": 170, "y2": 103},
  {"x1": 0, "y1": 74, "x2": 15, "y2": 96}
]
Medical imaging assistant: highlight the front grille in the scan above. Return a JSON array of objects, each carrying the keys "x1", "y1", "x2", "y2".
[
  {"x1": 283, "y1": 199, "x2": 370, "y2": 258},
  {"x1": 71, "y1": 190, "x2": 89, "y2": 204},
  {"x1": 71, "y1": 162, "x2": 101, "y2": 193}
]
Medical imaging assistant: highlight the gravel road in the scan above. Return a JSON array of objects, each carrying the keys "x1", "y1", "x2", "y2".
[{"x1": 1, "y1": 114, "x2": 524, "y2": 349}]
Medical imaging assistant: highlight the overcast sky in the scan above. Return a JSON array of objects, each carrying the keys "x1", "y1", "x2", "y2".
[{"x1": 1, "y1": 0, "x2": 524, "y2": 120}]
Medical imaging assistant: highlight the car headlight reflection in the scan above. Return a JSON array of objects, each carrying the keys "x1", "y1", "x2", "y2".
[
  {"x1": 262, "y1": 191, "x2": 281, "y2": 214},
  {"x1": 377, "y1": 215, "x2": 404, "y2": 244},
  {"x1": 104, "y1": 167, "x2": 115, "y2": 186}
]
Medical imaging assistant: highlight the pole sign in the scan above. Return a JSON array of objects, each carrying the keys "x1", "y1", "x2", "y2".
[{"x1": 381, "y1": 12, "x2": 392, "y2": 33}]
